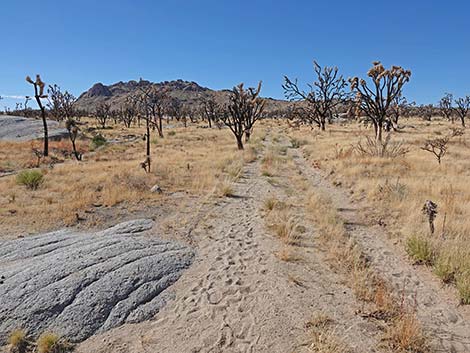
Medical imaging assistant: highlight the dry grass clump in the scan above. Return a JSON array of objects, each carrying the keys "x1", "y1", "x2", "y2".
[
  {"x1": 276, "y1": 246, "x2": 303, "y2": 262},
  {"x1": 36, "y1": 332, "x2": 71, "y2": 353},
  {"x1": 267, "y1": 210, "x2": 302, "y2": 245},
  {"x1": 405, "y1": 235, "x2": 435, "y2": 265},
  {"x1": 306, "y1": 313, "x2": 352, "y2": 353},
  {"x1": 383, "y1": 312, "x2": 430, "y2": 353},
  {"x1": 8, "y1": 329, "x2": 28, "y2": 353}
]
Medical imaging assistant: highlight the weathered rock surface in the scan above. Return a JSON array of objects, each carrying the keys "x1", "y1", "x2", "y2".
[
  {"x1": 0, "y1": 219, "x2": 194, "y2": 343},
  {"x1": 0, "y1": 115, "x2": 68, "y2": 141}
]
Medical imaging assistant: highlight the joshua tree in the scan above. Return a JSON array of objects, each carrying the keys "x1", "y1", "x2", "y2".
[
  {"x1": 241, "y1": 81, "x2": 265, "y2": 142},
  {"x1": 417, "y1": 104, "x2": 434, "y2": 121},
  {"x1": 139, "y1": 86, "x2": 168, "y2": 138},
  {"x1": 221, "y1": 82, "x2": 265, "y2": 150},
  {"x1": 26, "y1": 75, "x2": 48, "y2": 156},
  {"x1": 95, "y1": 102, "x2": 111, "y2": 128},
  {"x1": 200, "y1": 95, "x2": 222, "y2": 128},
  {"x1": 120, "y1": 97, "x2": 137, "y2": 128},
  {"x1": 47, "y1": 85, "x2": 76, "y2": 121},
  {"x1": 387, "y1": 94, "x2": 412, "y2": 130},
  {"x1": 65, "y1": 118, "x2": 82, "y2": 161},
  {"x1": 283, "y1": 61, "x2": 348, "y2": 131},
  {"x1": 349, "y1": 62, "x2": 411, "y2": 142},
  {"x1": 439, "y1": 93, "x2": 454, "y2": 122},
  {"x1": 422, "y1": 200, "x2": 437, "y2": 235},
  {"x1": 454, "y1": 96, "x2": 470, "y2": 127}
]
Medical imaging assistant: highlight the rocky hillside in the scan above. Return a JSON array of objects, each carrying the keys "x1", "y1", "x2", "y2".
[{"x1": 75, "y1": 79, "x2": 288, "y2": 113}]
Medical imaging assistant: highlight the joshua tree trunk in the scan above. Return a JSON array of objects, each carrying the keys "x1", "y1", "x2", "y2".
[
  {"x1": 34, "y1": 86, "x2": 48, "y2": 157},
  {"x1": 320, "y1": 119, "x2": 326, "y2": 131},
  {"x1": 146, "y1": 117, "x2": 151, "y2": 172},
  {"x1": 245, "y1": 130, "x2": 251, "y2": 142},
  {"x1": 236, "y1": 136, "x2": 244, "y2": 150}
]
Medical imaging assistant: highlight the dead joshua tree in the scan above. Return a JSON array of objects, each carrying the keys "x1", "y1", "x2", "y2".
[
  {"x1": 349, "y1": 62, "x2": 411, "y2": 142},
  {"x1": 221, "y1": 82, "x2": 265, "y2": 150},
  {"x1": 439, "y1": 93, "x2": 454, "y2": 122},
  {"x1": 422, "y1": 200, "x2": 437, "y2": 235},
  {"x1": 26, "y1": 75, "x2": 48, "y2": 156},
  {"x1": 454, "y1": 96, "x2": 470, "y2": 127},
  {"x1": 283, "y1": 61, "x2": 348, "y2": 131}
]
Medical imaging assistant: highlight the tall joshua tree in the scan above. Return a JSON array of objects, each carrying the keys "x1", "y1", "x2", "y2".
[
  {"x1": 349, "y1": 62, "x2": 411, "y2": 142},
  {"x1": 221, "y1": 82, "x2": 265, "y2": 150},
  {"x1": 283, "y1": 61, "x2": 348, "y2": 131},
  {"x1": 454, "y1": 96, "x2": 470, "y2": 127},
  {"x1": 200, "y1": 95, "x2": 222, "y2": 128},
  {"x1": 439, "y1": 93, "x2": 454, "y2": 122},
  {"x1": 26, "y1": 75, "x2": 48, "y2": 156}
]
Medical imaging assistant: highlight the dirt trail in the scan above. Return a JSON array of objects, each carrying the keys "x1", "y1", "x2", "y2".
[
  {"x1": 291, "y1": 148, "x2": 470, "y2": 352},
  {"x1": 77, "y1": 138, "x2": 383, "y2": 353}
]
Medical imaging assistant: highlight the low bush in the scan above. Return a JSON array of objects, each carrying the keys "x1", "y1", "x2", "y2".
[
  {"x1": 90, "y1": 134, "x2": 107, "y2": 149},
  {"x1": 406, "y1": 235, "x2": 434, "y2": 265},
  {"x1": 16, "y1": 170, "x2": 44, "y2": 190}
]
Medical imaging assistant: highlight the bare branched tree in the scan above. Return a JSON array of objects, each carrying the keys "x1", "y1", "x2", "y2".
[
  {"x1": 349, "y1": 62, "x2": 411, "y2": 142},
  {"x1": 26, "y1": 75, "x2": 48, "y2": 156},
  {"x1": 95, "y1": 102, "x2": 111, "y2": 128},
  {"x1": 454, "y1": 96, "x2": 470, "y2": 127},
  {"x1": 417, "y1": 104, "x2": 434, "y2": 121},
  {"x1": 439, "y1": 93, "x2": 454, "y2": 122},
  {"x1": 200, "y1": 95, "x2": 222, "y2": 128},
  {"x1": 283, "y1": 61, "x2": 348, "y2": 131},
  {"x1": 47, "y1": 85, "x2": 76, "y2": 121},
  {"x1": 120, "y1": 97, "x2": 137, "y2": 128},
  {"x1": 387, "y1": 93, "x2": 412, "y2": 131},
  {"x1": 221, "y1": 82, "x2": 265, "y2": 150},
  {"x1": 139, "y1": 86, "x2": 168, "y2": 138}
]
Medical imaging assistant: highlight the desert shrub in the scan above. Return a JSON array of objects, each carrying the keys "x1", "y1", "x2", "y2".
[
  {"x1": 355, "y1": 134, "x2": 409, "y2": 158},
  {"x1": 406, "y1": 235, "x2": 434, "y2": 265},
  {"x1": 383, "y1": 313, "x2": 430, "y2": 353},
  {"x1": 456, "y1": 273, "x2": 470, "y2": 305},
  {"x1": 16, "y1": 169, "x2": 44, "y2": 190},
  {"x1": 433, "y1": 253, "x2": 456, "y2": 284},
  {"x1": 290, "y1": 137, "x2": 307, "y2": 149},
  {"x1": 168, "y1": 130, "x2": 176, "y2": 136},
  {"x1": 90, "y1": 134, "x2": 107, "y2": 149},
  {"x1": 217, "y1": 179, "x2": 234, "y2": 197},
  {"x1": 263, "y1": 197, "x2": 278, "y2": 211},
  {"x1": 36, "y1": 333, "x2": 71, "y2": 353},
  {"x1": 8, "y1": 329, "x2": 28, "y2": 353}
]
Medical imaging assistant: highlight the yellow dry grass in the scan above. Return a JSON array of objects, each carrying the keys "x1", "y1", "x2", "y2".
[
  {"x1": 291, "y1": 117, "x2": 470, "y2": 303},
  {"x1": 0, "y1": 120, "x2": 264, "y2": 235}
]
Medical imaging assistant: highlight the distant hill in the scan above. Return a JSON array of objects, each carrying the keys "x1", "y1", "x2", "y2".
[{"x1": 75, "y1": 79, "x2": 289, "y2": 113}]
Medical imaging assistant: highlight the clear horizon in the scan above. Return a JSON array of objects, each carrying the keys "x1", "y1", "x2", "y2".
[{"x1": 1, "y1": 0, "x2": 469, "y2": 109}]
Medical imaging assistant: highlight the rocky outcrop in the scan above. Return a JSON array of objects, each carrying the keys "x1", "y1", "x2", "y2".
[
  {"x1": 0, "y1": 219, "x2": 194, "y2": 343},
  {"x1": 0, "y1": 115, "x2": 68, "y2": 141}
]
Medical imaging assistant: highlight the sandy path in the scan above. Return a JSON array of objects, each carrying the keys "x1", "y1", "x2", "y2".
[
  {"x1": 291, "y1": 148, "x2": 470, "y2": 352},
  {"x1": 77, "y1": 139, "x2": 384, "y2": 353}
]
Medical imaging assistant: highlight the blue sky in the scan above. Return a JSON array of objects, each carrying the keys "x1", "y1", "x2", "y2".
[{"x1": 1, "y1": 0, "x2": 469, "y2": 109}]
